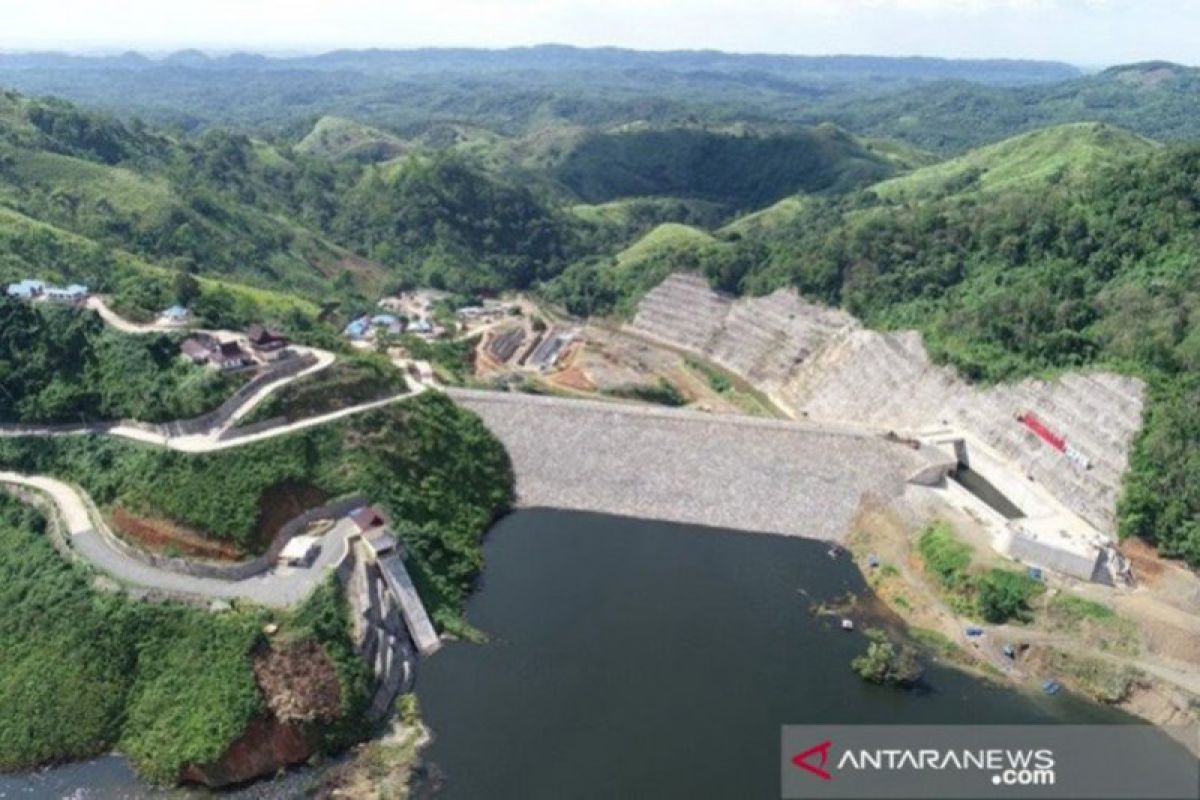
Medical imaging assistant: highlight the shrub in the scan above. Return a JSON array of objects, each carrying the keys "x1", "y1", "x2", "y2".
[
  {"x1": 974, "y1": 569, "x2": 1043, "y2": 623},
  {"x1": 917, "y1": 521, "x2": 972, "y2": 590}
]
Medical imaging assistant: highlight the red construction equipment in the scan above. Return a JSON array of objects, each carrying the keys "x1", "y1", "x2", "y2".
[
  {"x1": 1016, "y1": 411, "x2": 1092, "y2": 470},
  {"x1": 1017, "y1": 411, "x2": 1066, "y2": 452}
]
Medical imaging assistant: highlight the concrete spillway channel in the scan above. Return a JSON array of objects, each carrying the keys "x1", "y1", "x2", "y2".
[{"x1": 340, "y1": 535, "x2": 441, "y2": 721}]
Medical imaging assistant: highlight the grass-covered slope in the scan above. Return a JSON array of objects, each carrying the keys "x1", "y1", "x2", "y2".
[
  {"x1": 542, "y1": 222, "x2": 727, "y2": 317},
  {"x1": 870, "y1": 123, "x2": 1157, "y2": 201},
  {"x1": 295, "y1": 115, "x2": 409, "y2": 162}
]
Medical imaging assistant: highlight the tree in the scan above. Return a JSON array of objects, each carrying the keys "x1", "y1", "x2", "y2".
[
  {"x1": 174, "y1": 272, "x2": 201, "y2": 306},
  {"x1": 850, "y1": 628, "x2": 923, "y2": 687}
]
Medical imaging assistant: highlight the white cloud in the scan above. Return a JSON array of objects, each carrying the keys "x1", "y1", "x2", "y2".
[{"x1": 0, "y1": 0, "x2": 1191, "y2": 66}]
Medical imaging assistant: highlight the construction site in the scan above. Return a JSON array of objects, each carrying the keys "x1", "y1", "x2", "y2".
[{"x1": 468, "y1": 271, "x2": 1197, "y2": 733}]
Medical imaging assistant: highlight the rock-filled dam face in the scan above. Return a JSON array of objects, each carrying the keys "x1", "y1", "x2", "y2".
[
  {"x1": 448, "y1": 388, "x2": 946, "y2": 542},
  {"x1": 626, "y1": 273, "x2": 1144, "y2": 536}
]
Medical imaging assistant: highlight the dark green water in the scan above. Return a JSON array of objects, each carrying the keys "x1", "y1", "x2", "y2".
[
  {"x1": 0, "y1": 510, "x2": 1145, "y2": 799},
  {"x1": 414, "y1": 510, "x2": 1131, "y2": 800}
]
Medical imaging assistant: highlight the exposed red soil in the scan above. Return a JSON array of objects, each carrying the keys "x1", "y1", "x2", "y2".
[
  {"x1": 110, "y1": 506, "x2": 243, "y2": 560},
  {"x1": 549, "y1": 366, "x2": 596, "y2": 392},
  {"x1": 179, "y1": 714, "x2": 313, "y2": 788},
  {"x1": 180, "y1": 639, "x2": 344, "y2": 788},
  {"x1": 1120, "y1": 537, "x2": 1165, "y2": 584}
]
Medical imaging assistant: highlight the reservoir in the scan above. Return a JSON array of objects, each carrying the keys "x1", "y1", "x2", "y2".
[
  {"x1": 414, "y1": 510, "x2": 1132, "y2": 799},
  {"x1": 0, "y1": 510, "x2": 1146, "y2": 798}
]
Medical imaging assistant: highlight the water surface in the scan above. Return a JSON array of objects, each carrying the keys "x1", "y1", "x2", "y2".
[{"x1": 415, "y1": 510, "x2": 1131, "y2": 799}]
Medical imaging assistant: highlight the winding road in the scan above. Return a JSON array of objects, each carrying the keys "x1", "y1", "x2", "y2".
[
  {"x1": 0, "y1": 298, "x2": 433, "y2": 606},
  {"x1": 1, "y1": 298, "x2": 428, "y2": 452},
  {"x1": 0, "y1": 471, "x2": 358, "y2": 607}
]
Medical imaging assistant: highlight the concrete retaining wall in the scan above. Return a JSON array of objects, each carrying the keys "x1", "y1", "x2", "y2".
[{"x1": 452, "y1": 388, "x2": 939, "y2": 542}]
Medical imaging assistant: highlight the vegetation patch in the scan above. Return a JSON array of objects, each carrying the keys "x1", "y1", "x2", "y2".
[
  {"x1": 850, "y1": 627, "x2": 923, "y2": 688},
  {"x1": 0, "y1": 495, "x2": 372, "y2": 781},
  {"x1": 240, "y1": 353, "x2": 407, "y2": 425},
  {"x1": 916, "y1": 521, "x2": 1043, "y2": 623},
  {"x1": 907, "y1": 626, "x2": 966, "y2": 662},
  {"x1": 603, "y1": 378, "x2": 687, "y2": 407},
  {"x1": 1046, "y1": 594, "x2": 1139, "y2": 655},
  {"x1": 1036, "y1": 647, "x2": 1138, "y2": 704},
  {"x1": 0, "y1": 299, "x2": 241, "y2": 424},
  {"x1": 398, "y1": 334, "x2": 476, "y2": 385},
  {"x1": 0, "y1": 392, "x2": 514, "y2": 617}
]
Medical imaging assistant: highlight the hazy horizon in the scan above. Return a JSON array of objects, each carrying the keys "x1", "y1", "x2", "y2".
[{"x1": 0, "y1": 1, "x2": 1194, "y2": 68}]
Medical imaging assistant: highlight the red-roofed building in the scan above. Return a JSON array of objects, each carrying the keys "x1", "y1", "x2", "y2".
[{"x1": 350, "y1": 505, "x2": 389, "y2": 533}]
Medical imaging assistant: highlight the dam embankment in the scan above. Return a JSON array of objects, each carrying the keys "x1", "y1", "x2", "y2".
[{"x1": 448, "y1": 388, "x2": 946, "y2": 541}]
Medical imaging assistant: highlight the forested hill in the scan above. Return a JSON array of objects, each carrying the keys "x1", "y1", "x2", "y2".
[
  {"x1": 810, "y1": 62, "x2": 1200, "y2": 153},
  {"x1": 0, "y1": 88, "x2": 907, "y2": 308},
  {"x1": 0, "y1": 47, "x2": 1079, "y2": 136},
  {"x1": 0, "y1": 47, "x2": 1080, "y2": 83}
]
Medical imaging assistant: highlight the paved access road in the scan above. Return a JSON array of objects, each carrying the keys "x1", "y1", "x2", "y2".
[{"x1": 0, "y1": 471, "x2": 356, "y2": 607}]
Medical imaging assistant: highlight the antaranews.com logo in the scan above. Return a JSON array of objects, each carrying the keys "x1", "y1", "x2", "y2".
[
  {"x1": 791, "y1": 738, "x2": 1056, "y2": 787},
  {"x1": 781, "y1": 725, "x2": 1199, "y2": 799}
]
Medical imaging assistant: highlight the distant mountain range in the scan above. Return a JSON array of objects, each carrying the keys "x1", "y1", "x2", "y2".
[{"x1": 0, "y1": 45, "x2": 1083, "y2": 85}]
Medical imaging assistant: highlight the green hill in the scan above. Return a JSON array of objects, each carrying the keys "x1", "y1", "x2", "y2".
[
  {"x1": 814, "y1": 62, "x2": 1200, "y2": 153},
  {"x1": 870, "y1": 123, "x2": 1157, "y2": 201},
  {"x1": 295, "y1": 115, "x2": 409, "y2": 162},
  {"x1": 548, "y1": 125, "x2": 895, "y2": 209}
]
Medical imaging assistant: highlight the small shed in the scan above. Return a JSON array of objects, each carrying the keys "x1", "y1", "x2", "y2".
[
  {"x1": 213, "y1": 340, "x2": 251, "y2": 370},
  {"x1": 350, "y1": 505, "x2": 388, "y2": 533},
  {"x1": 279, "y1": 535, "x2": 321, "y2": 567},
  {"x1": 160, "y1": 305, "x2": 190, "y2": 325},
  {"x1": 180, "y1": 335, "x2": 215, "y2": 364}
]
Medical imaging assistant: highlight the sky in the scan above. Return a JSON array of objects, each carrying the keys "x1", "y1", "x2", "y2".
[{"x1": 0, "y1": 0, "x2": 1195, "y2": 67}]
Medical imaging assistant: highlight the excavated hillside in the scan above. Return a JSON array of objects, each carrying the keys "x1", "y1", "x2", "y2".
[{"x1": 626, "y1": 273, "x2": 1145, "y2": 535}]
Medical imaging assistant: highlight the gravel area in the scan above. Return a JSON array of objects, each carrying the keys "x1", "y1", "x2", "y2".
[{"x1": 450, "y1": 389, "x2": 939, "y2": 542}]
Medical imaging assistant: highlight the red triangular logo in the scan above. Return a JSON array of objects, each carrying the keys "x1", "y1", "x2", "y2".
[{"x1": 792, "y1": 739, "x2": 834, "y2": 781}]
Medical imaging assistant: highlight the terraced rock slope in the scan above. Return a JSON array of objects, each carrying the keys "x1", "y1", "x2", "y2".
[{"x1": 627, "y1": 273, "x2": 1145, "y2": 535}]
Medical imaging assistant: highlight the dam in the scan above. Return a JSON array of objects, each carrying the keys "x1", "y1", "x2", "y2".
[
  {"x1": 448, "y1": 388, "x2": 950, "y2": 541},
  {"x1": 626, "y1": 272, "x2": 1145, "y2": 537}
]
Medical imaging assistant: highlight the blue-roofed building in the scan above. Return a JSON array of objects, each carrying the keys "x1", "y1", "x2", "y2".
[
  {"x1": 409, "y1": 319, "x2": 433, "y2": 335},
  {"x1": 6, "y1": 279, "x2": 46, "y2": 300},
  {"x1": 160, "y1": 305, "x2": 190, "y2": 325},
  {"x1": 371, "y1": 314, "x2": 399, "y2": 327},
  {"x1": 344, "y1": 317, "x2": 371, "y2": 340}
]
